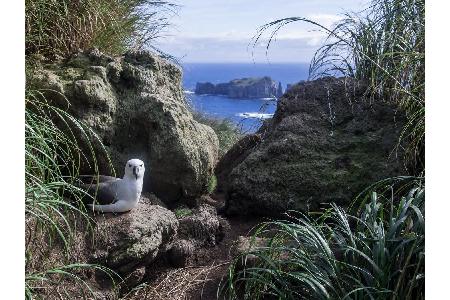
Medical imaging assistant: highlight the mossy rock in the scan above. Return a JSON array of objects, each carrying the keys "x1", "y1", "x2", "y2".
[{"x1": 219, "y1": 77, "x2": 406, "y2": 216}]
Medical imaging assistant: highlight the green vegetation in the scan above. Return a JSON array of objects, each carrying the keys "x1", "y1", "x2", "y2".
[
  {"x1": 193, "y1": 112, "x2": 242, "y2": 157},
  {"x1": 26, "y1": 0, "x2": 176, "y2": 59},
  {"x1": 26, "y1": 90, "x2": 91, "y2": 250},
  {"x1": 25, "y1": 0, "x2": 175, "y2": 295},
  {"x1": 254, "y1": 0, "x2": 424, "y2": 174},
  {"x1": 25, "y1": 263, "x2": 118, "y2": 299},
  {"x1": 226, "y1": 0, "x2": 425, "y2": 298},
  {"x1": 25, "y1": 90, "x2": 119, "y2": 298},
  {"x1": 25, "y1": 0, "x2": 173, "y2": 296},
  {"x1": 224, "y1": 178, "x2": 424, "y2": 299},
  {"x1": 208, "y1": 175, "x2": 218, "y2": 194},
  {"x1": 174, "y1": 207, "x2": 193, "y2": 218},
  {"x1": 231, "y1": 76, "x2": 272, "y2": 86}
]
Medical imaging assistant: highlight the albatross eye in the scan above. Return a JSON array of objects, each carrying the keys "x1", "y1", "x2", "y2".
[
  {"x1": 140, "y1": 164, "x2": 143, "y2": 167},
  {"x1": 128, "y1": 164, "x2": 132, "y2": 167}
]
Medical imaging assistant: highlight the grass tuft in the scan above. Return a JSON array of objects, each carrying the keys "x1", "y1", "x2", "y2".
[
  {"x1": 223, "y1": 178, "x2": 424, "y2": 299},
  {"x1": 25, "y1": 89, "x2": 118, "y2": 298},
  {"x1": 26, "y1": 0, "x2": 177, "y2": 59}
]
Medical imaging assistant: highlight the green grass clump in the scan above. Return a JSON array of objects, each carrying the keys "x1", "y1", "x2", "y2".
[
  {"x1": 26, "y1": 0, "x2": 176, "y2": 59},
  {"x1": 192, "y1": 112, "x2": 242, "y2": 157},
  {"x1": 254, "y1": 0, "x2": 424, "y2": 173},
  {"x1": 223, "y1": 178, "x2": 424, "y2": 299},
  {"x1": 25, "y1": 90, "x2": 118, "y2": 298}
]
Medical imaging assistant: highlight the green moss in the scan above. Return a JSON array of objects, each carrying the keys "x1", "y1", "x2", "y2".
[
  {"x1": 174, "y1": 208, "x2": 193, "y2": 218},
  {"x1": 60, "y1": 67, "x2": 85, "y2": 81},
  {"x1": 208, "y1": 175, "x2": 217, "y2": 194}
]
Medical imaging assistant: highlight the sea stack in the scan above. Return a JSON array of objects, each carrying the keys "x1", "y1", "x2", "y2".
[
  {"x1": 195, "y1": 76, "x2": 282, "y2": 99},
  {"x1": 277, "y1": 81, "x2": 283, "y2": 97}
]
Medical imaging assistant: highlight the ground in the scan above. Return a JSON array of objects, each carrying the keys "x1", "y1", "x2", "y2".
[{"x1": 124, "y1": 193, "x2": 263, "y2": 300}]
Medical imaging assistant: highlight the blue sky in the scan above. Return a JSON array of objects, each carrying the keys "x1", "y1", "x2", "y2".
[{"x1": 155, "y1": 0, "x2": 368, "y2": 63}]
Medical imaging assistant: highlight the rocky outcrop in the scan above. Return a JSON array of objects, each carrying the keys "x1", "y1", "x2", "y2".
[
  {"x1": 168, "y1": 204, "x2": 228, "y2": 267},
  {"x1": 31, "y1": 49, "x2": 219, "y2": 205},
  {"x1": 91, "y1": 195, "x2": 178, "y2": 274},
  {"x1": 217, "y1": 77, "x2": 406, "y2": 217},
  {"x1": 195, "y1": 76, "x2": 283, "y2": 98}
]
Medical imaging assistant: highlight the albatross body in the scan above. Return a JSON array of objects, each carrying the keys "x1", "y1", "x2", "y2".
[{"x1": 80, "y1": 159, "x2": 145, "y2": 213}]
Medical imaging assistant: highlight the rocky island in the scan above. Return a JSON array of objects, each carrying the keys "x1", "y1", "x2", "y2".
[{"x1": 195, "y1": 76, "x2": 283, "y2": 99}]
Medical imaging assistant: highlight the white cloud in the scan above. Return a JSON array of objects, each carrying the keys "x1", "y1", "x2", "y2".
[
  {"x1": 154, "y1": 1, "x2": 364, "y2": 63},
  {"x1": 155, "y1": 36, "x2": 320, "y2": 63}
]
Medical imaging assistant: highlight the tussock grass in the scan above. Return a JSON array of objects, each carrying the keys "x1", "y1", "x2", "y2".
[
  {"x1": 224, "y1": 178, "x2": 424, "y2": 299},
  {"x1": 253, "y1": 0, "x2": 424, "y2": 173},
  {"x1": 25, "y1": 90, "x2": 118, "y2": 298},
  {"x1": 26, "y1": 0, "x2": 176, "y2": 59}
]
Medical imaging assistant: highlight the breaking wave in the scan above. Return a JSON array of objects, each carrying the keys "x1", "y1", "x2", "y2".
[{"x1": 236, "y1": 112, "x2": 274, "y2": 119}]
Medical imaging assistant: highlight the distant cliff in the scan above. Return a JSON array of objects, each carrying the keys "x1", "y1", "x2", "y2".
[{"x1": 195, "y1": 76, "x2": 283, "y2": 98}]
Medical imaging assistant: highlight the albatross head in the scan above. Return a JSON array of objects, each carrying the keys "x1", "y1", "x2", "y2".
[{"x1": 124, "y1": 159, "x2": 145, "y2": 180}]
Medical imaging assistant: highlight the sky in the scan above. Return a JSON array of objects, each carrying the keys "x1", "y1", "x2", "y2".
[{"x1": 154, "y1": 0, "x2": 368, "y2": 63}]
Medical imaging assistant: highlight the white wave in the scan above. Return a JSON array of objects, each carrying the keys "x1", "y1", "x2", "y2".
[
  {"x1": 237, "y1": 112, "x2": 274, "y2": 119},
  {"x1": 184, "y1": 90, "x2": 195, "y2": 94}
]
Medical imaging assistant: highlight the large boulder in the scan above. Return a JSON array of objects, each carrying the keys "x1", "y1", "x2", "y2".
[
  {"x1": 218, "y1": 77, "x2": 406, "y2": 216},
  {"x1": 168, "y1": 204, "x2": 229, "y2": 267},
  {"x1": 31, "y1": 49, "x2": 219, "y2": 205},
  {"x1": 91, "y1": 196, "x2": 179, "y2": 274}
]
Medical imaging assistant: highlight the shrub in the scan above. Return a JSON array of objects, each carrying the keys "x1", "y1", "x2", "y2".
[{"x1": 224, "y1": 178, "x2": 424, "y2": 299}]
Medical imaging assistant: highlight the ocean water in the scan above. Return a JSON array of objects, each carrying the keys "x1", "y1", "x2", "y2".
[{"x1": 182, "y1": 63, "x2": 310, "y2": 132}]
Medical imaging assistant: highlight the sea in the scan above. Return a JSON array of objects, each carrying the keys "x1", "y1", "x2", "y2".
[{"x1": 182, "y1": 63, "x2": 310, "y2": 132}]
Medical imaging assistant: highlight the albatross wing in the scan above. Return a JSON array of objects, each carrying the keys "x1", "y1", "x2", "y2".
[{"x1": 77, "y1": 176, "x2": 121, "y2": 205}]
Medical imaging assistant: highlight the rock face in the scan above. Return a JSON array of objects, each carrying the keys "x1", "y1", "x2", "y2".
[
  {"x1": 195, "y1": 76, "x2": 283, "y2": 98},
  {"x1": 31, "y1": 49, "x2": 219, "y2": 205},
  {"x1": 217, "y1": 77, "x2": 406, "y2": 216},
  {"x1": 92, "y1": 196, "x2": 178, "y2": 274}
]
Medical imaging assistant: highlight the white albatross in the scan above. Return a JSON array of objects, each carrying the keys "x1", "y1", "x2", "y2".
[{"x1": 78, "y1": 159, "x2": 145, "y2": 213}]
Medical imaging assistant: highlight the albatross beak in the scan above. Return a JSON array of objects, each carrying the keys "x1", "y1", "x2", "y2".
[{"x1": 133, "y1": 166, "x2": 139, "y2": 180}]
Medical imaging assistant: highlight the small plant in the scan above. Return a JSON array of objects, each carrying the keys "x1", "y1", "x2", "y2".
[
  {"x1": 208, "y1": 175, "x2": 218, "y2": 194},
  {"x1": 223, "y1": 178, "x2": 424, "y2": 299},
  {"x1": 192, "y1": 112, "x2": 242, "y2": 157},
  {"x1": 174, "y1": 207, "x2": 193, "y2": 218}
]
